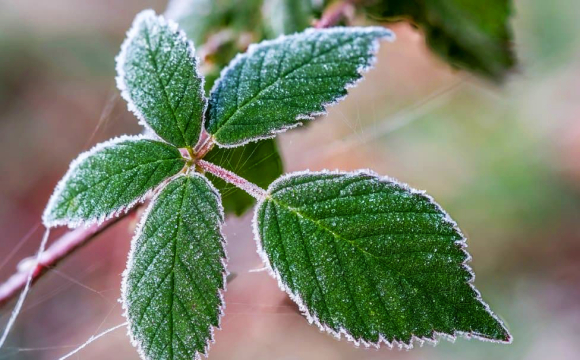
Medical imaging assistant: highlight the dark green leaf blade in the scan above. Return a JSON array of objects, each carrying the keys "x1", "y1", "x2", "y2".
[
  {"x1": 206, "y1": 27, "x2": 394, "y2": 147},
  {"x1": 365, "y1": 0, "x2": 515, "y2": 81},
  {"x1": 254, "y1": 170, "x2": 511, "y2": 347},
  {"x1": 123, "y1": 174, "x2": 226, "y2": 360},
  {"x1": 204, "y1": 138, "x2": 283, "y2": 216},
  {"x1": 43, "y1": 136, "x2": 185, "y2": 228},
  {"x1": 116, "y1": 10, "x2": 207, "y2": 148}
]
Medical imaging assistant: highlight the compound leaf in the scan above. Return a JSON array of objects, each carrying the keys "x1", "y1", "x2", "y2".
[
  {"x1": 43, "y1": 136, "x2": 185, "y2": 228},
  {"x1": 206, "y1": 27, "x2": 394, "y2": 147},
  {"x1": 204, "y1": 138, "x2": 283, "y2": 216},
  {"x1": 116, "y1": 10, "x2": 206, "y2": 148},
  {"x1": 365, "y1": 0, "x2": 515, "y2": 81},
  {"x1": 255, "y1": 170, "x2": 511, "y2": 346},
  {"x1": 123, "y1": 174, "x2": 226, "y2": 360}
]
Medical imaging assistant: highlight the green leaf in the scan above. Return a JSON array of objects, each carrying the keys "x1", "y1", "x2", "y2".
[
  {"x1": 116, "y1": 10, "x2": 207, "y2": 148},
  {"x1": 165, "y1": 0, "x2": 265, "y2": 48},
  {"x1": 206, "y1": 27, "x2": 394, "y2": 147},
  {"x1": 264, "y1": 0, "x2": 314, "y2": 37},
  {"x1": 364, "y1": 0, "x2": 516, "y2": 81},
  {"x1": 123, "y1": 174, "x2": 226, "y2": 360},
  {"x1": 43, "y1": 136, "x2": 185, "y2": 228},
  {"x1": 254, "y1": 170, "x2": 511, "y2": 347},
  {"x1": 204, "y1": 139, "x2": 283, "y2": 216}
]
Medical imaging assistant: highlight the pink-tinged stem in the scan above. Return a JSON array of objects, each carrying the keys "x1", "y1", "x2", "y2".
[
  {"x1": 0, "y1": 209, "x2": 138, "y2": 309},
  {"x1": 197, "y1": 159, "x2": 267, "y2": 200},
  {"x1": 315, "y1": 0, "x2": 356, "y2": 29}
]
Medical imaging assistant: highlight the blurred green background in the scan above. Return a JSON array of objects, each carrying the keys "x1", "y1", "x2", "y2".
[{"x1": 1, "y1": 0, "x2": 580, "y2": 359}]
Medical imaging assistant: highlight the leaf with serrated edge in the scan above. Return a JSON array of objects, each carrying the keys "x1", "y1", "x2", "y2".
[
  {"x1": 253, "y1": 169, "x2": 511, "y2": 348},
  {"x1": 206, "y1": 27, "x2": 395, "y2": 147},
  {"x1": 204, "y1": 138, "x2": 283, "y2": 216},
  {"x1": 116, "y1": 9, "x2": 207, "y2": 148},
  {"x1": 123, "y1": 173, "x2": 227, "y2": 360},
  {"x1": 43, "y1": 135, "x2": 185, "y2": 228}
]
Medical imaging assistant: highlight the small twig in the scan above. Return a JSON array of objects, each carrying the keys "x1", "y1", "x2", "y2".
[
  {"x1": 0, "y1": 207, "x2": 140, "y2": 310},
  {"x1": 315, "y1": 0, "x2": 357, "y2": 29},
  {"x1": 193, "y1": 129, "x2": 215, "y2": 159},
  {"x1": 197, "y1": 159, "x2": 267, "y2": 200}
]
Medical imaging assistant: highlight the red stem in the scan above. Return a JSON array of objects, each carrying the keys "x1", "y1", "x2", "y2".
[
  {"x1": 0, "y1": 208, "x2": 138, "y2": 309},
  {"x1": 197, "y1": 160, "x2": 267, "y2": 200},
  {"x1": 315, "y1": 0, "x2": 356, "y2": 29}
]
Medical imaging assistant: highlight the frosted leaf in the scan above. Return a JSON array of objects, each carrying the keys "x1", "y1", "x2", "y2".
[
  {"x1": 123, "y1": 174, "x2": 226, "y2": 360},
  {"x1": 116, "y1": 10, "x2": 207, "y2": 148},
  {"x1": 43, "y1": 135, "x2": 185, "y2": 228},
  {"x1": 206, "y1": 27, "x2": 394, "y2": 147},
  {"x1": 253, "y1": 170, "x2": 511, "y2": 347}
]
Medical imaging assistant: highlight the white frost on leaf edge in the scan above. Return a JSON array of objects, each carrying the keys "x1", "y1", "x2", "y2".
[
  {"x1": 115, "y1": 9, "x2": 208, "y2": 148},
  {"x1": 42, "y1": 134, "x2": 182, "y2": 229},
  {"x1": 251, "y1": 168, "x2": 512, "y2": 349},
  {"x1": 207, "y1": 26, "x2": 396, "y2": 148},
  {"x1": 120, "y1": 173, "x2": 228, "y2": 360}
]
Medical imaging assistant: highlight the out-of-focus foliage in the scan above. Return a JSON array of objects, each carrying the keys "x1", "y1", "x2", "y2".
[
  {"x1": 165, "y1": 0, "x2": 264, "y2": 47},
  {"x1": 363, "y1": 0, "x2": 516, "y2": 81},
  {"x1": 263, "y1": 0, "x2": 314, "y2": 37}
]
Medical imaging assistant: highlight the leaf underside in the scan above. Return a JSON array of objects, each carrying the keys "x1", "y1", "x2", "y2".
[
  {"x1": 365, "y1": 0, "x2": 515, "y2": 81},
  {"x1": 206, "y1": 27, "x2": 393, "y2": 146},
  {"x1": 43, "y1": 136, "x2": 185, "y2": 228},
  {"x1": 124, "y1": 174, "x2": 226, "y2": 360},
  {"x1": 204, "y1": 138, "x2": 283, "y2": 216},
  {"x1": 117, "y1": 10, "x2": 206, "y2": 148},
  {"x1": 255, "y1": 170, "x2": 510, "y2": 346}
]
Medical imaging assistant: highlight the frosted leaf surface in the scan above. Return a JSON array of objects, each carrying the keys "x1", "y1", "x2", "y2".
[
  {"x1": 206, "y1": 27, "x2": 394, "y2": 147},
  {"x1": 254, "y1": 170, "x2": 511, "y2": 347},
  {"x1": 43, "y1": 136, "x2": 185, "y2": 228},
  {"x1": 116, "y1": 10, "x2": 206, "y2": 148},
  {"x1": 123, "y1": 174, "x2": 226, "y2": 360},
  {"x1": 204, "y1": 138, "x2": 283, "y2": 216}
]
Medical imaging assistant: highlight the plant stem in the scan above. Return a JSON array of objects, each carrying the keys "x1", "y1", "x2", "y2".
[
  {"x1": 315, "y1": 0, "x2": 357, "y2": 29},
  {"x1": 197, "y1": 159, "x2": 267, "y2": 200},
  {"x1": 193, "y1": 128, "x2": 215, "y2": 159},
  {"x1": 0, "y1": 207, "x2": 139, "y2": 309}
]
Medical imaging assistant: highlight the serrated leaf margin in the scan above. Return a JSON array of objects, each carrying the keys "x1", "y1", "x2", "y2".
[
  {"x1": 120, "y1": 172, "x2": 229, "y2": 360},
  {"x1": 207, "y1": 27, "x2": 396, "y2": 148},
  {"x1": 115, "y1": 9, "x2": 208, "y2": 147},
  {"x1": 42, "y1": 134, "x2": 181, "y2": 229},
  {"x1": 252, "y1": 168, "x2": 512, "y2": 349}
]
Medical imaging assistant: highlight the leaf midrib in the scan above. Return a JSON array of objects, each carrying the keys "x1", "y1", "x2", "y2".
[{"x1": 142, "y1": 23, "x2": 189, "y2": 147}]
